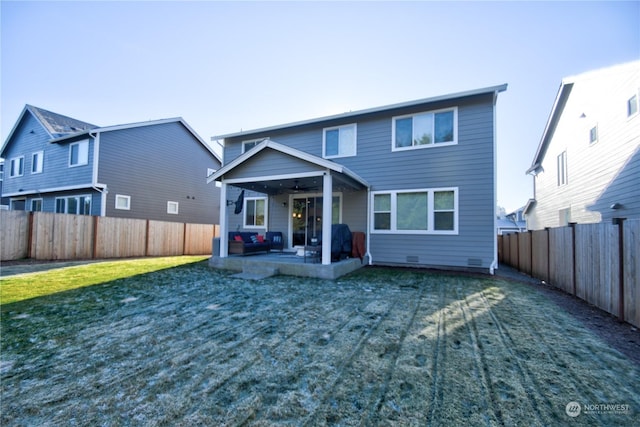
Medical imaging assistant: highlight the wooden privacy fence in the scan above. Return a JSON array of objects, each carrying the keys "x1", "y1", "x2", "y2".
[
  {"x1": 498, "y1": 219, "x2": 639, "y2": 328},
  {"x1": 1, "y1": 211, "x2": 219, "y2": 261}
]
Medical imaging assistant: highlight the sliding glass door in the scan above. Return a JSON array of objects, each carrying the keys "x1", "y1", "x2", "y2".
[{"x1": 291, "y1": 195, "x2": 340, "y2": 247}]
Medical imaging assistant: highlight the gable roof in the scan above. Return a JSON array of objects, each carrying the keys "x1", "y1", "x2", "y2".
[
  {"x1": 50, "y1": 117, "x2": 221, "y2": 161},
  {"x1": 207, "y1": 138, "x2": 369, "y2": 192},
  {"x1": 213, "y1": 84, "x2": 508, "y2": 141},
  {"x1": 527, "y1": 60, "x2": 640, "y2": 175},
  {"x1": 1, "y1": 105, "x2": 99, "y2": 156}
]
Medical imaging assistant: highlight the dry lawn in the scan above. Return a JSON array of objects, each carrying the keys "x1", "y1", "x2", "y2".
[{"x1": 1, "y1": 261, "x2": 638, "y2": 426}]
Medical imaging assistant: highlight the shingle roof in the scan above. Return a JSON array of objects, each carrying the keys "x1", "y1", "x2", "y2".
[{"x1": 26, "y1": 105, "x2": 98, "y2": 137}]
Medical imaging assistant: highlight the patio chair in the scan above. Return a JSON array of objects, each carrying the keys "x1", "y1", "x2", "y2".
[{"x1": 266, "y1": 231, "x2": 284, "y2": 252}]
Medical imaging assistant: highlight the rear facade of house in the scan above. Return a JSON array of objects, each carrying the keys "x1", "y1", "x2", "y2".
[
  {"x1": 1, "y1": 106, "x2": 221, "y2": 224},
  {"x1": 212, "y1": 85, "x2": 506, "y2": 272}
]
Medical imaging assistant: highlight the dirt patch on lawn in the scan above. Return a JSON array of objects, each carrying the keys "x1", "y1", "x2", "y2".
[{"x1": 1, "y1": 263, "x2": 638, "y2": 425}]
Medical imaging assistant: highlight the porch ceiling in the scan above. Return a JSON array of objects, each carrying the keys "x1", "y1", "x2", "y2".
[{"x1": 228, "y1": 172, "x2": 365, "y2": 196}]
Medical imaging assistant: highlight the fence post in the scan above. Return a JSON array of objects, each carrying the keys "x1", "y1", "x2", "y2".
[
  {"x1": 613, "y1": 218, "x2": 626, "y2": 322},
  {"x1": 92, "y1": 215, "x2": 99, "y2": 259},
  {"x1": 145, "y1": 219, "x2": 150, "y2": 257},
  {"x1": 569, "y1": 222, "x2": 577, "y2": 296},
  {"x1": 183, "y1": 222, "x2": 188, "y2": 255},
  {"x1": 27, "y1": 211, "x2": 34, "y2": 259},
  {"x1": 545, "y1": 227, "x2": 551, "y2": 284}
]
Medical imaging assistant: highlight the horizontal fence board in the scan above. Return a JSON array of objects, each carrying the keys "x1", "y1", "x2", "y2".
[{"x1": 0, "y1": 211, "x2": 29, "y2": 260}]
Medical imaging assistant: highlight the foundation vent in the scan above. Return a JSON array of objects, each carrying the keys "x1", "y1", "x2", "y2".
[
  {"x1": 406, "y1": 255, "x2": 419, "y2": 263},
  {"x1": 467, "y1": 258, "x2": 483, "y2": 267}
]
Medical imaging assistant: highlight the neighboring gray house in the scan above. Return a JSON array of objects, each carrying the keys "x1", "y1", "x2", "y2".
[
  {"x1": 497, "y1": 206, "x2": 527, "y2": 235},
  {"x1": 525, "y1": 61, "x2": 640, "y2": 230},
  {"x1": 1, "y1": 105, "x2": 221, "y2": 224},
  {"x1": 209, "y1": 84, "x2": 507, "y2": 273}
]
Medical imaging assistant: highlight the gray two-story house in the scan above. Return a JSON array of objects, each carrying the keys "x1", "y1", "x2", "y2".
[
  {"x1": 1, "y1": 105, "x2": 221, "y2": 224},
  {"x1": 209, "y1": 84, "x2": 507, "y2": 273}
]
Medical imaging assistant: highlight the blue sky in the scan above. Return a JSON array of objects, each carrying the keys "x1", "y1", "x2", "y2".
[{"x1": 1, "y1": 1, "x2": 638, "y2": 212}]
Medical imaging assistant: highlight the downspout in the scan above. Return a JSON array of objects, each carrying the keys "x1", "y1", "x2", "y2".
[
  {"x1": 366, "y1": 186, "x2": 372, "y2": 265},
  {"x1": 489, "y1": 90, "x2": 499, "y2": 275},
  {"x1": 89, "y1": 130, "x2": 108, "y2": 216}
]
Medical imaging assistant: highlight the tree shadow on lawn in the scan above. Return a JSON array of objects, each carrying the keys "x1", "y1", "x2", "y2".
[{"x1": 1, "y1": 264, "x2": 638, "y2": 426}]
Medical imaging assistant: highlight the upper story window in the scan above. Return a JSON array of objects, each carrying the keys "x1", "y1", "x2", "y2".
[
  {"x1": 242, "y1": 138, "x2": 264, "y2": 153},
  {"x1": 372, "y1": 188, "x2": 458, "y2": 234},
  {"x1": 557, "y1": 151, "x2": 568, "y2": 186},
  {"x1": 392, "y1": 107, "x2": 457, "y2": 151},
  {"x1": 31, "y1": 151, "x2": 44, "y2": 174},
  {"x1": 10, "y1": 156, "x2": 24, "y2": 177},
  {"x1": 245, "y1": 197, "x2": 266, "y2": 228},
  {"x1": 323, "y1": 123, "x2": 357, "y2": 158},
  {"x1": 69, "y1": 140, "x2": 89, "y2": 167},
  {"x1": 589, "y1": 125, "x2": 598, "y2": 145},
  {"x1": 627, "y1": 94, "x2": 638, "y2": 118}
]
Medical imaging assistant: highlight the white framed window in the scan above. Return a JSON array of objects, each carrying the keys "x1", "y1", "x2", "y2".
[
  {"x1": 69, "y1": 140, "x2": 89, "y2": 167},
  {"x1": 30, "y1": 198, "x2": 43, "y2": 212},
  {"x1": 55, "y1": 195, "x2": 92, "y2": 215},
  {"x1": 627, "y1": 94, "x2": 638, "y2": 118},
  {"x1": 323, "y1": 123, "x2": 357, "y2": 158},
  {"x1": 31, "y1": 151, "x2": 44, "y2": 174},
  {"x1": 589, "y1": 125, "x2": 598, "y2": 144},
  {"x1": 371, "y1": 188, "x2": 458, "y2": 234},
  {"x1": 10, "y1": 156, "x2": 24, "y2": 177},
  {"x1": 244, "y1": 197, "x2": 266, "y2": 228},
  {"x1": 242, "y1": 138, "x2": 265, "y2": 153},
  {"x1": 167, "y1": 201, "x2": 179, "y2": 215},
  {"x1": 115, "y1": 194, "x2": 131, "y2": 210},
  {"x1": 392, "y1": 107, "x2": 457, "y2": 151},
  {"x1": 557, "y1": 151, "x2": 568, "y2": 186}
]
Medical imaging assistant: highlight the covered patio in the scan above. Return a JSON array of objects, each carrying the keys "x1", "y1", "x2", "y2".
[{"x1": 207, "y1": 139, "x2": 370, "y2": 279}]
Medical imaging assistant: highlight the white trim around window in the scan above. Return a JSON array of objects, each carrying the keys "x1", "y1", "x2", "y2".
[
  {"x1": 323, "y1": 123, "x2": 357, "y2": 158},
  {"x1": 167, "y1": 201, "x2": 179, "y2": 215},
  {"x1": 244, "y1": 196, "x2": 267, "y2": 229},
  {"x1": 115, "y1": 194, "x2": 131, "y2": 210},
  {"x1": 31, "y1": 151, "x2": 44, "y2": 174},
  {"x1": 69, "y1": 140, "x2": 89, "y2": 167},
  {"x1": 627, "y1": 93, "x2": 638, "y2": 118},
  {"x1": 371, "y1": 187, "x2": 458, "y2": 235},
  {"x1": 242, "y1": 138, "x2": 266, "y2": 153},
  {"x1": 9, "y1": 156, "x2": 24, "y2": 177},
  {"x1": 392, "y1": 107, "x2": 457, "y2": 152},
  {"x1": 30, "y1": 198, "x2": 43, "y2": 212}
]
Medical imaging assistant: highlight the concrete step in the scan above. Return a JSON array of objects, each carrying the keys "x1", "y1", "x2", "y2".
[{"x1": 231, "y1": 264, "x2": 279, "y2": 280}]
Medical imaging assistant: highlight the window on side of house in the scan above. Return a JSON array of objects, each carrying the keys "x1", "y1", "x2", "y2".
[
  {"x1": 31, "y1": 151, "x2": 44, "y2": 174},
  {"x1": 557, "y1": 151, "x2": 568, "y2": 186},
  {"x1": 589, "y1": 125, "x2": 598, "y2": 145},
  {"x1": 10, "y1": 156, "x2": 24, "y2": 177},
  {"x1": 69, "y1": 140, "x2": 89, "y2": 167},
  {"x1": 244, "y1": 197, "x2": 266, "y2": 228},
  {"x1": 55, "y1": 195, "x2": 92, "y2": 215},
  {"x1": 242, "y1": 138, "x2": 265, "y2": 153},
  {"x1": 371, "y1": 188, "x2": 458, "y2": 234},
  {"x1": 30, "y1": 199, "x2": 43, "y2": 212},
  {"x1": 323, "y1": 123, "x2": 357, "y2": 158},
  {"x1": 115, "y1": 194, "x2": 131, "y2": 210},
  {"x1": 167, "y1": 201, "x2": 179, "y2": 215},
  {"x1": 392, "y1": 108, "x2": 457, "y2": 151},
  {"x1": 627, "y1": 94, "x2": 638, "y2": 118}
]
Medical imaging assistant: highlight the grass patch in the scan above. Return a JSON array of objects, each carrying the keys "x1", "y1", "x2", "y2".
[
  {"x1": 0, "y1": 256, "x2": 208, "y2": 305},
  {"x1": 1, "y1": 264, "x2": 638, "y2": 425}
]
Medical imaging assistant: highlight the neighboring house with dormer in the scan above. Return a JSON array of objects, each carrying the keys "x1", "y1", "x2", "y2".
[
  {"x1": 208, "y1": 84, "x2": 507, "y2": 273},
  {"x1": 1, "y1": 105, "x2": 221, "y2": 224},
  {"x1": 524, "y1": 61, "x2": 640, "y2": 230}
]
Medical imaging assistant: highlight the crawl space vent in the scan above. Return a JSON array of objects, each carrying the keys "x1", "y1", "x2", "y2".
[
  {"x1": 406, "y1": 255, "x2": 419, "y2": 263},
  {"x1": 467, "y1": 258, "x2": 483, "y2": 267}
]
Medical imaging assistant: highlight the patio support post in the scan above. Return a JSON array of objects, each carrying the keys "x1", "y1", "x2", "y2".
[
  {"x1": 219, "y1": 182, "x2": 229, "y2": 257},
  {"x1": 321, "y1": 173, "x2": 332, "y2": 265}
]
